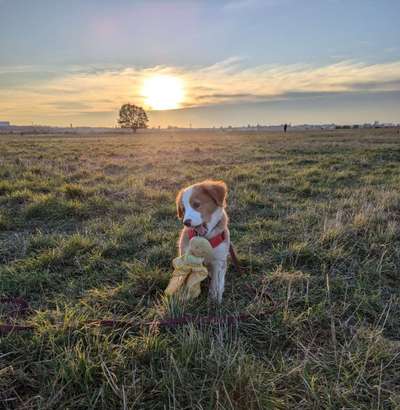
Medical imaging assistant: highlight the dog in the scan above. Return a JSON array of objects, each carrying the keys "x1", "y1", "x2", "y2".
[{"x1": 176, "y1": 180, "x2": 230, "y2": 303}]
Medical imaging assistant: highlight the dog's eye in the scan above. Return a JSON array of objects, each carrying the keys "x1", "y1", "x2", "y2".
[{"x1": 193, "y1": 202, "x2": 200, "y2": 209}]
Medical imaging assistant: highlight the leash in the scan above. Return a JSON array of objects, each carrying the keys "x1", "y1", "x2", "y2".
[
  {"x1": 229, "y1": 243, "x2": 242, "y2": 274},
  {"x1": 0, "y1": 288, "x2": 277, "y2": 335},
  {"x1": 0, "y1": 311, "x2": 276, "y2": 335}
]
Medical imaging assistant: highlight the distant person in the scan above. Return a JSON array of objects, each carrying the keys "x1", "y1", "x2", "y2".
[{"x1": 284, "y1": 123, "x2": 288, "y2": 133}]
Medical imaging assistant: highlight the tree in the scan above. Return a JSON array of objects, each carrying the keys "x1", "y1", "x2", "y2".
[{"x1": 118, "y1": 104, "x2": 148, "y2": 132}]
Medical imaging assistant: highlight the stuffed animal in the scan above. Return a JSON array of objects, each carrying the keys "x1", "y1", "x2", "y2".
[{"x1": 165, "y1": 237, "x2": 213, "y2": 300}]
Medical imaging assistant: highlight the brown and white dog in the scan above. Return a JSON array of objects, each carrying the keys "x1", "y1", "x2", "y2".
[{"x1": 176, "y1": 180, "x2": 230, "y2": 303}]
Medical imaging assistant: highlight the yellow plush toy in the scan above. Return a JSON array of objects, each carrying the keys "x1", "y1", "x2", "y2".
[{"x1": 165, "y1": 237, "x2": 213, "y2": 300}]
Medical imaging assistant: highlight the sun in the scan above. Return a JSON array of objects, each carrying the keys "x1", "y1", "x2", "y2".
[{"x1": 141, "y1": 75, "x2": 184, "y2": 110}]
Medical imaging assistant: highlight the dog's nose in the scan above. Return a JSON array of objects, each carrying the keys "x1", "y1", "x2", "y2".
[{"x1": 183, "y1": 219, "x2": 192, "y2": 227}]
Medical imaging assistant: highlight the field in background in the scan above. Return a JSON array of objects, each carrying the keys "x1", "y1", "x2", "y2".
[{"x1": 1, "y1": 129, "x2": 399, "y2": 409}]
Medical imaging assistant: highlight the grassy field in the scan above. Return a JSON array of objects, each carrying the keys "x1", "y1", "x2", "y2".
[{"x1": 0, "y1": 128, "x2": 400, "y2": 409}]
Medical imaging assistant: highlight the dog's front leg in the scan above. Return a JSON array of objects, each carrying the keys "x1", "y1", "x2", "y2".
[
  {"x1": 178, "y1": 231, "x2": 189, "y2": 257},
  {"x1": 209, "y1": 259, "x2": 227, "y2": 303}
]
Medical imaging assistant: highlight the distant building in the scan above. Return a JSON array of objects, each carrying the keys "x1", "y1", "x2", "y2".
[{"x1": 0, "y1": 121, "x2": 10, "y2": 127}]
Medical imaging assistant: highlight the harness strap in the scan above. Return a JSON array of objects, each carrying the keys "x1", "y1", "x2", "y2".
[{"x1": 229, "y1": 243, "x2": 242, "y2": 274}]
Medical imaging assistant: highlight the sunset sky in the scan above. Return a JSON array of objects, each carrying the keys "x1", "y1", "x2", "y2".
[{"x1": 1, "y1": 0, "x2": 399, "y2": 127}]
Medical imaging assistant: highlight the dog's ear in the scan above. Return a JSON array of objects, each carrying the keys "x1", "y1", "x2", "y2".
[
  {"x1": 202, "y1": 180, "x2": 227, "y2": 207},
  {"x1": 176, "y1": 189, "x2": 184, "y2": 219}
]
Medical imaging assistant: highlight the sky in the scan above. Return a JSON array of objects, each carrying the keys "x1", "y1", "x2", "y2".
[{"x1": 0, "y1": 0, "x2": 399, "y2": 127}]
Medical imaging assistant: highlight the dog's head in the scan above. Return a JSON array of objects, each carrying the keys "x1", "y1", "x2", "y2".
[{"x1": 176, "y1": 180, "x2": 227, "y2": 235}]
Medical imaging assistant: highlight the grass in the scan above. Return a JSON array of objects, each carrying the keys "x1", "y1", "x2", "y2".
[{"x1": 0, "y1": 128, "x2": 399, "y2": 409}]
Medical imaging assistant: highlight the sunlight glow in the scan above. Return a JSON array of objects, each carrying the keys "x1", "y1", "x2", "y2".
[{"x1": 141, "y1": 75, "x2": 184, "y2": 110}]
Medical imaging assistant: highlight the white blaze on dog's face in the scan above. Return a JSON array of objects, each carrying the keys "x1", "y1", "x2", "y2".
[
  {"x1": 182, "y1": 188, "x2": 203, "y2": 227},
  {"x1": 176, "y1": 180, "x2": 227, "y2": 234}
]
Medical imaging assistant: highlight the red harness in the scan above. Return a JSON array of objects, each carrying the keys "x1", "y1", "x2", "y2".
[{"x1": 187, "y1": 228, "x2": 226, "y2": 248}]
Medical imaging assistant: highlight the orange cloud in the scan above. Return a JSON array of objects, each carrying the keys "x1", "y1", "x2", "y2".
[{"x1": 1, "y1": 59, "x2": 400, "y2": 125}]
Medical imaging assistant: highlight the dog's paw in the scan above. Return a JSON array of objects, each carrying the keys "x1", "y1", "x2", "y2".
[{"x1": 208, "y1": 288, "x2": 222, "y2": 304}]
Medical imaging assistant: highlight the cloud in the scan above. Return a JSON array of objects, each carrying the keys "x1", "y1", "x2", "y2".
[
  {"x1": 48, "y1": 101, "x2": 92, "y2": 110},
  {"x1": 1, "y1": 59, "x2": 400, "y2": 124},
  {"x1": 346, "y1": 79, "x2": 400, "y2": 91},
  {"x1": 183, "y1": 59, "x2": 400, "y2": 106}
]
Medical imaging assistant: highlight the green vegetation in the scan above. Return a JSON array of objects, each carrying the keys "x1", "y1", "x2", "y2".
[{"x1": 1, "y1": 129, "x2": 399, "y2": 409}]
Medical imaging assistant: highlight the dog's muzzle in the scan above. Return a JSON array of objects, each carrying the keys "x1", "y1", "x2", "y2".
[{"x1": 183, "y1": 221, "x2": 208, "y2": 236}]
